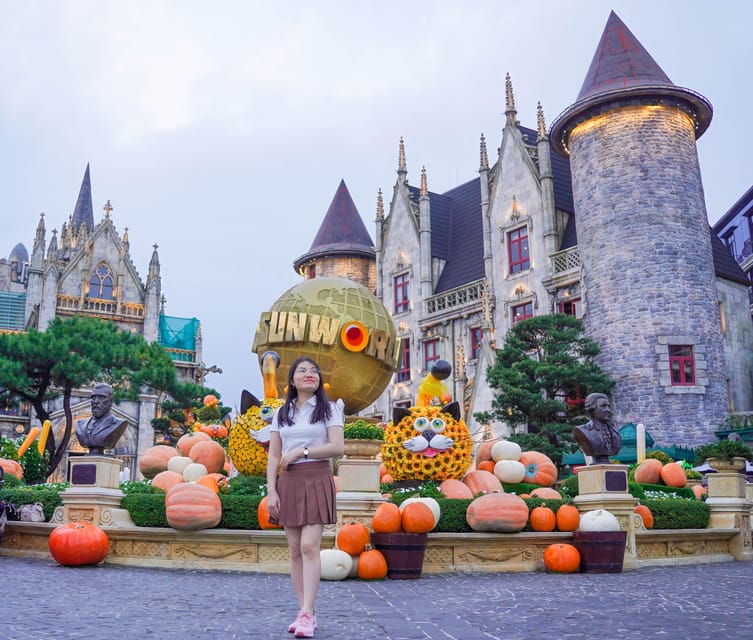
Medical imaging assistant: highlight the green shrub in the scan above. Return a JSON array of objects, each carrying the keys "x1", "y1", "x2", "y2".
[
  {"x1": 227, "y1": 474, "x2": 267, "y2": 496},
  {"x1": 120, "y1": 481, "x2": 164, "y2": 496},
  {"x1": 558, "y1": 475, "x2": 579, "y2": 499},
  {"x1": 121, "y1": 493, "x2": 168, "y2": 527},
  {"x1": 219, "y1": 494, "x2": 261, "y2": 529},
  {"x1": 695, "y1": 440, "x2": 753, "y2": 463},
  {"x1": 642, "y1": 498, "x2": 709, "y2": 529},
  {"x1": 646, "y1": 450, "x2": 674, "y2": 464},
  {"x1": 639, "y1": 483, "x2": 694, "y2": 500},
  {"x1": 501, "y1": 482, "x2": 541, "y2": 495},
  {"x1": 0, "y1": 473, "x2": 23, "y2": 489},
  {"x1": 0, "y1": 486, "x2": 63, "y2": 521},
  {"x1": 434, "y1": 498, "x2": 473, "y2": 532},
  {"x1": 343, "y1": 420, "x2": 384, "y2": 441}
]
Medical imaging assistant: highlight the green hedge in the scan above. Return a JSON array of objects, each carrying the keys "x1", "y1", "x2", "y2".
[
  {"x1": 641, "y1": 498, "x2": 709, "y2": 529},
  {"x1": 219, "y1": 494, "x2": 261, "y2": 529},
  {"x1": 121, "y1": 493, "x2": 168, "y2": 527},
  {"x1": 0, "y1": 486, "x2": 62, "y2": 521}
]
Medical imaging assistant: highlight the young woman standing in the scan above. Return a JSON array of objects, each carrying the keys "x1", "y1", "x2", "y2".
[{"x1": 266, "y1": 357, "x2": 344, "y2": 638}]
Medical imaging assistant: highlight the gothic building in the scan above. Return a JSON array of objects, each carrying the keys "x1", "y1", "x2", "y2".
[
  {"x1": 0, "y1": 165, "x2": 204, "y2": 478},
  {"x1": 297, "y1": 12, "x2": 753, "y2": 448}
]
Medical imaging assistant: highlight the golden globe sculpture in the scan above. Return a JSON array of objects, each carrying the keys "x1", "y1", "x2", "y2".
[{"x1": 252, "y1": 277, "x2": 400, "y2": 414}]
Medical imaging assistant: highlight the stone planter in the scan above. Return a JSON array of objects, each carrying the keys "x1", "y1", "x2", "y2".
[
  {"x1": 706, "y1": 457, "x2": 747, "y2": 473},
  {"x1": 343, "y1": 439, "x2": 383, "y2": 459}
]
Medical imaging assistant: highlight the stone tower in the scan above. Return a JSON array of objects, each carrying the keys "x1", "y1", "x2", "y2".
[{"x1": 550, "y1": 11, "x2": 727, "y2": 445}]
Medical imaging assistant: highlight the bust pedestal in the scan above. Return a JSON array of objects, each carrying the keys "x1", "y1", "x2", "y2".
[
  {"x1": 706, "y1": 472, "x2": 753, "y2": 561},
  {"x1": 335, "y1": 458, "x2": 385, "y2": 528},
  {"x1": 51, "y1": 455, "x2": 134, "y2": 527}
]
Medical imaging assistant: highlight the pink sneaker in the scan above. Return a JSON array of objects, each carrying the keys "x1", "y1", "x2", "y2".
[
  {"x1": 294, "y1": 612, "x2": 316, "y2": 638},
  {"x1": 288, "y1": 610, "x2": 303, "y2": 634}
]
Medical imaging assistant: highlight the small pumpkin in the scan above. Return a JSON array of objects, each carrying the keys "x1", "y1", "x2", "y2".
[
  {"x1": 320, "y1": 548, "x2": 353, "y2": 580},
  {"x1": 462, "y1": 469, "x2": 503, "y2": 496},
  {"x1": 543, "y1": 543, "x2": 580, "y2": 573},
  {"x1": 529, "y1": 487, "x2": 562, "y2": 500},
  {"x1": 659, "y1": 461, "x2": 687, "y2": 488},
  {"x1": 518, "y1": 451, "x2": 557, "y2": 487},
  {"x1": 151, "y1": 470, "x2": 184, "y2": 492},
  {"x1": 381, "y1": 473, "x2": 394, "y2": 484},
  {"x1": 477, "y1": 460, "x2": 495, "y2": 473},
  {"x1": 401, "y1": 501, "x2": 435, "y2": 534},
  {"x1": 257, "y1": 495, "x2": 282, "y2": 529},
  {"x1": 491, "y1": 440, "x2": 522, "y2": 461},
  {"x1": 634, "y1": 504, "x2": 654, "y2": 529},
  {"x1": 189, "y1": 440, "x2": 226, "y2": 474},
  {"x1": 195, "y1": 474, "x2": 220, "y2": 493},
  {"x1": 336, "y1": 521, "x2": 370, "y2": 555},
  {"x1": 400, "y1": 497, "x2": 440, "y2": 529},
  {"x1": 371, "y1": 502, "x2": 402, "y2": 534},
  {"x1": 176, "y1": 432, "x2": 212, "y2": 457},
  {"x1": 691, "y1": 484, "x2": 707, "y2": 499},
  {"x1": 555, "y1": 504, "x2": 580, "y2": 532},
  {"x1": 165, "y1": 483, "x2": 222, "y2": 531},
  {"x1": 138, "y1": 445, "x2": 178, "y2": 479},
  {"x1": 476, "y1": 440, "x2": 495, "y2": 463},
  {"x1": 182, "y1": 462, "x2": 209, "y2": 482},
  {"x1": 466, "y1": 492, "x2": 529, "y2": 533},
  {"x1": 438, "y1": 478, "x2": 474, "y2": 500},
  {"x1": 356, "y1": 545, "x2": 388, "y2": 580},
  {"x1": 633, "y1": 458, "x2": 662, "y2": 484},
  {"x1": 167, "y1": 455, "x2": 193, "y2": 475},
  {"x1": 493, "y1": 459, "x2": 526, "y2": 484},
  {"x1": 529, "y1": 505, "x2": 556, "y2": 532},
  {"x1": 48, "y1": 522, "x2": 109, "y2": 566}
]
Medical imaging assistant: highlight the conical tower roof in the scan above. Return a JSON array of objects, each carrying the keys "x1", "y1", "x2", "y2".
[
  {"x1": 71, "y1": 164, "x2": 94, "y2": 231},
  {"x1": 293, "y1": 180, "x2": 374, "y2": 272},
  {"x1": 550, "y1": 11, "x2": 712, "y2": 155}
]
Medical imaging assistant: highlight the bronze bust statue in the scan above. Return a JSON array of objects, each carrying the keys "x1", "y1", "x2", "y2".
[
  {"x1": 572, "y1": 393, "x2": 621, "y2": 465},
  {"x1": 74, "y1": 383, "x2": 128, "y2": 456}
]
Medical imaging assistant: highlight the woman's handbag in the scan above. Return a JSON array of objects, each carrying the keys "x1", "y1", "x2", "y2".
[{"x1": 18, "y1": 502, "x2": 45, "y2": 522}]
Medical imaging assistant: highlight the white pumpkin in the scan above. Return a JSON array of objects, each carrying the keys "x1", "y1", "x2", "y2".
[
  {"x1": 491, "y1": 440, "x2": 522, "y2": 462},
  {"x1": 183, "y1": 462, "x2": 209, "y2": 482},
  {"x1": 399, "y1": 497, "x2": 440, "y2": 529},
  {"x1": 493, "y1": 459, "x2": 526, "y2": 484},
  {"x1": 320, "y1": 548, "x2": 353, "y2": 581},
  {"x1": 167, "y1": 455, "x2": 193, "y2": 474},
  {"x1": 577, "y1": 509, "x2": 621, "y2": 532}
]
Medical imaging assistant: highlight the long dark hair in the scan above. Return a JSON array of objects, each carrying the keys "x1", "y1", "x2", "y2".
[{"x1": 277, "y1": 357, "x2": 332, "y2": 426}]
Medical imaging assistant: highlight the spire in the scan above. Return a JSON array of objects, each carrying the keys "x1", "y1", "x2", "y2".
[
  {"x1": 376, "y1": 189, "x2": 384, "y2": 221},
  {"x1": 505, "y1": 72, "x2": 517, "y2": 125},
  {"x1": 293, "y1": 180, "x2": 375, "y2": 274},
  {"x1": 536, "y1": 102, "x2": 547, "y2": 141},
  {"x1": 47, "y1": 229, "x2": 58, "y2": 258},
  {"x1": 122, "y1": 226, "x2": 130, "y2": 253},
  {"x1": 148, "y1": 243, "x2": 160, "y2": 280},
  {"x1": 71, "y1": 164, "x2": 94, "y2": 232},
  {"x1": 35, "y1": 212, "x2": 46, "y2": 243},
  {"x1": 397, "y1": 137, "x2": 407, "y2": 175},
  {"x1": 479, "y1": 134, "x2": 489, "y2": 171},
  {"x1": 420, "y1": 166, "x2": 428, "y2": 197}
]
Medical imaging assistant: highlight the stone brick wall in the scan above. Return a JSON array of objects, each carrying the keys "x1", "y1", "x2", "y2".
[{"x1": 307, "y1": 256, "x2": 375, "y2": 292}]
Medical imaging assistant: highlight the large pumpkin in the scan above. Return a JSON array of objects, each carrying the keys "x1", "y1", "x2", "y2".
[
  {"x1": 518, "y1": 451, "x2": 557, "y2": 486},
  {"x1": 633, "y1": 458, "x2": 662, "y2": 484},
  {"x1": 462, "y1": 470, "x2": 503, "y2": 496},
  {"x1": 189, "y1": 440, "x2": 226, "y2": 474},
  {"x1": 439, "y1": 478, "x2": 474, "y2": 500},
  {"x1": 491, "y1": 440, "x2": 522, "y2": 461},
  {"x1": 138, "y1": 445, "x2": 178, "y2": 479},
  {"x1": 659, "y1": 462, "x2": 687, "y2": 488},
  {"x1": 543, "y1": 543, "x2": 580, "y2": 573},
  {"x1": 165, "y1": 483, "x2": 222, "y2": 531},
  {"x1": 48, "y1": 522, "x2": 109, "y2": 566},
  {"x1": 320, "y1": 549, "x2": 353, "y2": 581},
  {"x1": 0, "y1": 457, "x2": 23, "y2": 480},
  {"x1": 151, "y1": 470, "x2": 184, "y2": 492},
  {"x1": 530, "y1": 487, "x2": 562, "y2": 500},
  {"x1": 466, "y1": 492, "x2": 529, "y2": 533},
  {"x1": 381, "y1": 403, "x2": 472, "y2": 481},
  {"x1": 176, "y1": 432, "x2": 211, "y2": 457},
  {"x1": 493, "y1": 459, "x2": 526, "y2": 484}
]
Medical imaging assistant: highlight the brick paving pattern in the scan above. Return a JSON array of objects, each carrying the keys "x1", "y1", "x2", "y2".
[{"x1": 7, "y1": 557, "x2": 751, "y2": 639}]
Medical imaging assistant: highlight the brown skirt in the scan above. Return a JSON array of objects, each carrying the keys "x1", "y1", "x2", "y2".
[{"x1": 275, "y1": 460, "x2": 336, "y2": 527}]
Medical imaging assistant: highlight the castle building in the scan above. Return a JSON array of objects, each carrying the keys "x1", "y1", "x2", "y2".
[
  {"x1": 297, "y1": 12, "x2": 753, "y2": 448},
  {"x1": 0, "y1": 165, "x2": 205, "y2": 478}
]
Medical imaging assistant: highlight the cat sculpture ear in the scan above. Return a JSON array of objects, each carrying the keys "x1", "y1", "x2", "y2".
[
  {"x1": 393, "y1": 406, "x2": 412, "y2": 424},
  {"x1": 440, "y1": 401, "x2": 460, "y2": 422},
  {"x1": 240, "y1": 390, "x2": 261, "y2": 414}
]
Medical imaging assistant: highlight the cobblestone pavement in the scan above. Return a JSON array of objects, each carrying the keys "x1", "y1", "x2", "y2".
[{"x1": 6, "y1": 557, "x2": 752, "y2": 639}]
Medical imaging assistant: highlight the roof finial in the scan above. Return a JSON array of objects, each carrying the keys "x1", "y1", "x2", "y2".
[
  {"x1": 536, "y1": 102, "x2": 547, "y2": 141},
  {"x1": 505, "y1": 72, "x2": 517, "y2": 124},
  {"x1": 123, "y1": 226, "x2": 129, "y2": 244},
  {"x1": 479, "y1": 133, "x2": 489, "y2": 170},
  {"x1": 398, "y1": 137, "x2": 407, "y2": 174},
  {"x1": 376, "y1": 189, "x2": 384, "y2": 220},
  {"x1": 103, "y1": 199, "x2": 113, "y2": 218},
  {"x1": 420, "y1": 166, "x2": 428, "y2": 197}
]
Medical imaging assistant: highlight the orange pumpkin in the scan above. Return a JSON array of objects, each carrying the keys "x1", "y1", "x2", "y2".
[
  {"x1": 466, "y1": 492, "x2": 529, "y2": 533},
  {"x1": 257, "y1": 496, "x2": 282, "y2": 530},
  {"x1": 189, "y1": 440, "x2": 226, "y2": 474},
  {"x1": 439, "y1": 478, "x2": 474, "y2": 500},
  {"x1": 691, "y1": 484, "x2": 707, "y2": 499},
  {"x1": 336, "y1": 521, "x2": 370, "y2": 555},
  {"x1": 138, "y1": 445, "x2": 178, "y2": 479},
  {"x1": 379, "y1": 463, "x2": 388, "y2": 479},
  {"x1": 477, "y1": 460, "x2": 495, "y2": 473},
  {"x1": 659, "y1": 462, "x2": 687, "y2": 488},
  {"x1": 529, "y1": 505, "x2": 556, "y2": 532},
  {"x1": 543, "y1": 543, "x2": 580, "y2": 573},
  {"x1": 381, "y1": 473, "x2": 394, "y2": 484},
  {"x1": 0, "y1": 458, "x2": 23, "y2": 480},
  {"x1": 165, "y1": 483, "x2": 222, "y2": 531},
  {"x1": 530, "y1": 487, "x2": 562, "y2": 500},
  {"x1": 462, "y1": 469, "x2": 503, "y2": 496},
  {"x1": 196, "y1": 475, "x2": 220, "y2": 493},
  {"x1": 634, "y1": 504, "x2": 654, "y2": 529},
  {"x1": 401, "y1": 502, "x2": 435, "y2": 534},
  {"x1": 555, "y1": 504, "x2": 580, "y2": 532},
  {"x1": 633, "y1": 458, "x2": 663, "y2": 484},
  {"x1": 518, "y1": 451, "x2": 557, "y2": 486},
  {"x1": 48, "y1": 522, "x2": 110, "y2": 567},
  {"x1": 476, "y1": 440, "x2": 495, "y2": 463},
  {"x1": 371, "y1": 503, "x2": 402, "y2": 534},
  {"x1": 151, "y1": 470, "x2": 184, "y2": 492},
  {"x1": 176, "y1": 432, "x2": 211, "y2": 457},
  {"x1": 203, "y1": 394, "x2": 219, "y2": 407},
  {"x1": 356, "y1": 545, "x2": 388, "y2": 580}
]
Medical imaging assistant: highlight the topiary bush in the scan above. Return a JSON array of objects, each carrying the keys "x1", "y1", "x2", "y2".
[
  {"x1": 642, "y1": 498, "x2": 709, "y2": 529},
  {"x1": 219, "y1": 494, "x2": 261, "y2": 529},
  {"x1": 121, "y1": 493, "x2": 168, "y2": 527},
  {"x1": 0, "y1": 486, "x2": 62, "y2": 521},
  {"x1": 646, "y1": 450, "x2": 674, "y2": 464},
  {"x1": 227, "y1": 474, "x2": 267, "y2": 496}
]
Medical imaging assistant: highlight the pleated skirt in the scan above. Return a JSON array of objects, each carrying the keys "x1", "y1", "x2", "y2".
[{"x1": 276, "y1": 460, "x2": 336, "y2": 527}]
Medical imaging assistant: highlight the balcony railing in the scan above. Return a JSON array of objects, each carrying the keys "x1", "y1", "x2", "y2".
[
  {"x1": 425, "y1": 279, "x2": 485, "y2": 315},
  {"x1": 57, "y1": 295, "x2": 145, "y2": 318},
  {"x1": 551, "y1": 246, "x2": 580, "y2": 274}
]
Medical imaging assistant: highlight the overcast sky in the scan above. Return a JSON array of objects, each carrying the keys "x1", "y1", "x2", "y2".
[{"x1": 2, "y1": 1, "x2": 751, "y2": 412}]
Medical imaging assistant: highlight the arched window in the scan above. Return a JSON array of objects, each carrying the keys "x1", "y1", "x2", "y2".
[{"x1": 88, "y1": 262, "x2": 115, "y2": 299}]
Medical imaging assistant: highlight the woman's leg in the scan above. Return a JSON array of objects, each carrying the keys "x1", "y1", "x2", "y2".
[
  {"x1": 299, "y1": 523, "x2": 324, "y2": 613},
  {"x1": 285, "y1": 525, "x2": 304, "y2": 608}
]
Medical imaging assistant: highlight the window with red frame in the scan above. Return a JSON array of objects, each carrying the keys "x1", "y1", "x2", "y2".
[
  {"x1": 424, "y1": 338, "x2": 440, "y2": 369},
  {"x1": 507, "y1": 226, "x2": 530, "y2": 273},
  {"x1": 470, "y1": 327, "x2": 483, "y2": 360},
  {"x1": 394, "y1": 273, "x2": 410, "y2": 314},
  {"x1": 396, "y1": 338, "x2": 411, "y2": 382},
  {"x1": 511, "y1": 302, "x2": 533, "y2": 324},
  {"x1": 557, "y1": 298, "x2": 582, "y2": 318},
  {"x1": 565, "y1": 386, "x2": 585, "y2": 412},
  {"x1": 669, "y1": 345, "x2": 695, "y2": 385},
  {"x1": 307, "y1": 264, "x2": 315, "y2": 279}
]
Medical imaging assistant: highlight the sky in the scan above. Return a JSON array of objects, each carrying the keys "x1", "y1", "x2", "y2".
[{"x1": 1, "y1": 1, "x2": 751, "y2": 412}]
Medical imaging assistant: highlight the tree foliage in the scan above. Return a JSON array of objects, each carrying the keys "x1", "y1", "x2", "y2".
[
  {"x1": 482, "y1": 314, "x2": 615, "y2": 462},
  {"x1": 0, "y1": 315, "x2": 181, "y2": 476}
]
